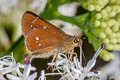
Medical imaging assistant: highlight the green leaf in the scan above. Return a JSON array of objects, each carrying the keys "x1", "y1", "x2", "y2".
[
  {"x1": 5, "y1": 36, "x2": 25, "y2": 63},
  {"x1": 86, "y1": 33, "x2": 101, "y2": 50}
]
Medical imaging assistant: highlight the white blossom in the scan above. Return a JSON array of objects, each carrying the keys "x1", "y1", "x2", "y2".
[
  {"x1": 0, "y1": 0, "x2": 18, "y2": 14},
  {"x1": 0, "y1": 53, "x2": 36, "y2": 80},
  {"x1": 58, "y1": 2, "x2": 80, "y2": 17},
  {"x1": 30, "y1": 0, "x2": 47, "y2": 13},
  {"x1": 39, "y1": 43, "x2": 105, "y2": 80}
]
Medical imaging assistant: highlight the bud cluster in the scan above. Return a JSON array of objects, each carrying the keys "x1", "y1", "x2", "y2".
[
  {"x1": 82, "y1": 0, "x2": 120, "y2": 61},
  {"x1": 82, "y1": 0, "x2": 109, "y2": 11}
]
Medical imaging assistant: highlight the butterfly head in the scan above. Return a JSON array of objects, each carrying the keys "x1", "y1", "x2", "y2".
[{"x1": 72, "y1": 36, "x2": 82, "y2": 47}]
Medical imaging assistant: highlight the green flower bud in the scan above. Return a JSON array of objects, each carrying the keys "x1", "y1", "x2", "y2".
[
  {"x1": 110, "y1": 38, "x2": 117, "y2": 44},
  {"x1": 101, "y1": 22, "x2": 107, "y2": 28},
  {"x1": 106, "y1": 43, "x2": 113, "y2": 50},
  {"x1": 105, "y1": 27, "x2": 112, "y2": 34},
  {"x1": 105, "y1": 6, "x2": 112, "y2": 12},
  {"x1": 96, "y1": 0, "x2": 103, "y2": 6},
  {"x1": 109, "y1": 53, "x2": 115, "y2": 60},
  {"x1": 95, "y1": 5, "x2": 101, "y2": 11},
  {"x1": 101, "y1": 10, "x2": 107, "y2": 18},
  {"x1": 87, "y1": 4, "x2": 95, "y2": 11},
  {"x1": 103, "y1": 38, "x2": 109, "y2": 44},
  {"x1": 110, "y1": 0, "x2": 117, "y2": 4},
  {"x1": 112, "y1": 5, "x2": 119, "y2": 12},
  {"x1": 113, "y1": 44, "x2": 120, "y2": 51},
  {"x1": 112, "y1": 25, "x2": 119, "y2": 32},
  {"x1": 107, "y1": 19, "x2": 116, "y2": 27},
  {"x1": 100, "y1": 49, "x2": 107, "y2": 56},
  {"x1": 109, "y1": 11, "x2": 116, "y2": 17},
  {"x1": 104, "y1": 0, "x2": 109, "y2": 4},
  {"x1": 94, "y1": 20, "x2": 101, "y2": 27},
  {"x1": 102, "y1": 53, "x2": 110, "y2": 61},
  {"x1": 95, "y1": 13, "x2": 101, "y2": 19},
  {"x1": 109, "y1": 33, "x2": 116, "y2": 38},
  {"x1": 99, "y1": 32, "x2": 106, "y2": 39},
  {"x1": 100, "y1": 50, "x2": 114, "y2": 61}
]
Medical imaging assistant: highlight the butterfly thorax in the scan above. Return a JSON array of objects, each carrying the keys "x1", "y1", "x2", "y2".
[{"x1": 60, "y1": 36, "x2": 80, "y2": 54}]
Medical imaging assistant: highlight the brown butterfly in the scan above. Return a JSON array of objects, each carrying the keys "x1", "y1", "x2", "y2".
[{"x1": 22, "y1": 11, "x2": 81, "y2": 61}]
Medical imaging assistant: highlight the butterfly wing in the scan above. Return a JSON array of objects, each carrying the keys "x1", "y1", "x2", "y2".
[
  {"x1": 22, "y1": 11, "x2": 68, "y2": 39},
  {"x1": 22, "y1": 11, "x2": 72, "y2": 57},
  {"x1": 25, "y1": 28, "x2": 63, "y2": 52}
]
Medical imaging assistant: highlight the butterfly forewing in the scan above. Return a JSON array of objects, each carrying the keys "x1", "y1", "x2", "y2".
[
  {"x1": 26, "y1": 28, "x2": 63, "y2": 52},
  {"x1": 22, "y1": 11, "x2": 72, "y2": 56},
  {"x1": 22, "y1": 12, "x2": 37, "y2": 36},
  {"x1": 22, "y1": 11, "x2": 68, "y2": 39}
]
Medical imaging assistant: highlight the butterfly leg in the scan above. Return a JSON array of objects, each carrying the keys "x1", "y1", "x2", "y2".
[
  {"x1": 67, "y1": 49, "x2": 77, "y2": 61},
  {"x1": 51, "y1": 53, "x2": 58, "y2": 62},
  {"x1": 47, "y1": 53, "x2": 58, "y2": 72},
  {"x1": 69, "y1": 52, "x2": 77, "y2": 61},
  {"x1": 67, "y1": 53, "x2": 70, "y2": 60}
]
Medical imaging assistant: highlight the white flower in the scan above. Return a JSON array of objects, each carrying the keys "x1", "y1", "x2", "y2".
[
  {"x1": 0, "y1": 44, "x2": 104, "y2": 80},
  {"x1": 0, "y1": 0, "x2": 18, "y2": 14},
  {"x1": 0, "y1": 53, "x2": 36, "y2": 80},
  {"x1": 58, "y1": 2, "x2": 80, "y2": 17},
  {"x1": 30, "y1": 0, "x2": 47, "y2": 13},
  {"x1": 39, "y1": 43, "x2": 105, "y2": 80}
]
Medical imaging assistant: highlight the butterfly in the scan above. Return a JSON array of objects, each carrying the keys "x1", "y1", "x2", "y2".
[{"x1": 22, "y1": 11, "x2": 81, "y2": 62}]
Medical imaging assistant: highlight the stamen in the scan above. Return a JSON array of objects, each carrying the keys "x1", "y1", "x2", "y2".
[
  {"x1": 78, "y1": 39, "x2": 83, "y2": 47},
  {"x1": 101, "y1": 43, "x2": 105, "y2": 49}
]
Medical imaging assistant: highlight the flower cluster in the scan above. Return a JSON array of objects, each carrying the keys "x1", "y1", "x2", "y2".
[
  {"x1": 0, "y1": 53, "x2": 36, "y2": 80},
  {"x1": 82, "y1": 0, "x2": 120, "y2": 61},
  {"x1": 0, "y1": 43, "x2": 104, "y2": 80},
  {"x1": 39, "y1": 43, "x2": 105, "y2": 80},
  {"x1": 82, "y1": 0, "x2": 109, "y2": 11}
]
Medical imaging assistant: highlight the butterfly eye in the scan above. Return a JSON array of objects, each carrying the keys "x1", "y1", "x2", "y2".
[{"x1": 74, "y1": 39, "x2": 79, "y2": 43}]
